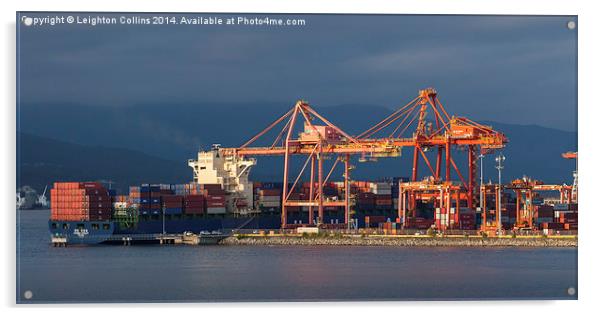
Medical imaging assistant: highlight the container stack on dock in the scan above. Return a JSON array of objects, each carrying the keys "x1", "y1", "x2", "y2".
[
  {"x1": 404, "y1": 217, "x2": 435, "y2": 229},
  {"x1": 434, "y1": 207, "x2": 450, "y2": 230},
  {"x1": 364, "y1": 215, "x2": 386, "y2": 228},
  {"x1": 550, "y1": 203, "x2": 578, "y2": 231},
  {"x1": 557, "y1": 211, "x2": 578, "y2": 230},
  {"x1": 50, "y1": 182, "x2": 112, "y2": 221},
  {"x1": 357, "y1": 192, "x2": 376, "y2": 212},
  {"x1": 534, "y1": 204, "x2": 555, "y2": 226},
  {"x1": 458, "y1": 208, "x2": 476, "y2": 230}
]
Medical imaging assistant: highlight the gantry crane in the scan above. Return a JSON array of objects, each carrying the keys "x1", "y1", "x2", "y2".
[
  {"x1": 218, "y1": 88, "x2": 507, "y2": 229},
  {"x1": 562, "y1": 151, "x2": 578, "y2": 202},
  {"x1": 358, "y1": 88, "x2": 507, "y2": 216},
  {"x1": 505, "y1": 177, "x2": 572, "y2": 230},
  {"x1": 479, "y1": 182, "x2": 504, "y2": 233},
  {"x1": 221, "y1": 100, "x2": 400, "y2": 228},
  {"x1": 398, "y1": 177, "x2": 463, "y2": 230}
]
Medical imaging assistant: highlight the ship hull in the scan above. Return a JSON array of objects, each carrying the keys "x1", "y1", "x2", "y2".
[
  {"x1": 49, "y1": 220, "x2": 116, "y2": 245},
  {"x1": 48, "y1": 215, "x2": 282, "y2": 244}
]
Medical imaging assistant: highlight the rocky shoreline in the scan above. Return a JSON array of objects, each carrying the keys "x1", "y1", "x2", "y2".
[{"x1": 221, "y1": 235, "x2": 577, "y2": 247}]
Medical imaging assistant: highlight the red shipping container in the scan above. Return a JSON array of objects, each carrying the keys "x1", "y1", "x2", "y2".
[
  {"x1": 81, "y1": 182, "x2": 104, "y2": 189},
  {"x1": 184, "y1": 207, "x2": 205, "y2": 214},
  {"x1": 139, "y1": 192, "x2": 151, "y2": 199},
  {"x1": 564, "y1": 223, "x2": 578, "y2": 230},
  {"x1": 162, "y1": 195, "x2": 183, "y2": 202},
  {"x1": 359, "y1": 192, "x2": 375, "y2": 199},
  {"x1": 185, "y1": 195, "x2": 205, "y2": 202},
  {"x1": 365, "y1": 216, "x2": 386, "y2": 223}
]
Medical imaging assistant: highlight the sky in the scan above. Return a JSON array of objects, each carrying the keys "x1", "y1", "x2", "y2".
[{"x1": 17, "y1": 13, "x2": 577, "y2": 131}]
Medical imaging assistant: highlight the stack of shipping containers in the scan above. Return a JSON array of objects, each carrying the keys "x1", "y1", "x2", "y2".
[
  {"x1": 50, "y1": 182, "x2": 112, "y2": 221},
  {"x1": 50, "y1": 178, "x2": 577, "y2": 233},
  {"x1": 203, "y1": 184, "x2": 226, "y2": 214},
  {"x1": 256, "y1": 187, "x2": 281, "y2": 212}
]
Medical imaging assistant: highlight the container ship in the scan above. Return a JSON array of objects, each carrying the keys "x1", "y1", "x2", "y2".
[{"x1": 48, "y1": 146, "x2": 578, "y2": 244}]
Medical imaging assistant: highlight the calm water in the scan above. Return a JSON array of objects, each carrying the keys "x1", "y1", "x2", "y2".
[{"x1": 17, "y1": 209, "x2": 577, "y2": 303}]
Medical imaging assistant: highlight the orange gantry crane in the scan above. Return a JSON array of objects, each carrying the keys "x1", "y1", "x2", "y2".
[
  {"x1": 358, "y1": 88, "x2": 507, "y2": 216},
  {"x1": 479, "y1": 183, "x2": 503, "y2": 232},
  {"x1": 398, "y1": 177, "x2": 464, "y2": 230},
  {"x1": 222, "y1": 100, "x2": 400, "y2": 227},
  {"x1": 506, "y1": 177, "x2": 572, "y2": 229},
  {"x1": 562, "y1": 151, "x2": 578, "y2": 202}
]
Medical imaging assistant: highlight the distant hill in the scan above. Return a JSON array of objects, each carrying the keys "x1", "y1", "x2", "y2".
[
  {"x1": 18, "y1": 102, "x2": 577, "y2": 185},
  {"x1": 17, "y1": 132, "x2": 191, "y2": 193}
]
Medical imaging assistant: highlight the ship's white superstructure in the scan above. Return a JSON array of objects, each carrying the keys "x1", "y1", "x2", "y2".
[{"x1": 188, "y1": 144, "x2": 256, "y2": 214}]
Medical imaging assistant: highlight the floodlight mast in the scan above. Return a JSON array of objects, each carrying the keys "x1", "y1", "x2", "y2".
[{"x1": 495, "y1": 153, "x2": 505, "y2": 232}]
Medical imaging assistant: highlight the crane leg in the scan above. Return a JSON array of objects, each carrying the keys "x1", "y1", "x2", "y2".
[
  {"x1": 282, "y1": 150, "x2": 289, "y2": 228},
  {"x1": 445, "y1": 141, "x2": 451, "y2": 182},
  {"x1": 318, "y1": 149, "x2": 324, "y2": 225},
  {"x1": 436, "y1": 146, "x2": 442, "y2": 180},
  {"x1": 309, "y1": 155, "x2": 315, "y2": 225},
  {"x1": 468, "y1": 145, "x2": 476, "y2": 209}
]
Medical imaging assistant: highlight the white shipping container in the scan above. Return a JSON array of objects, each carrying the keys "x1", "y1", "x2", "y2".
[
  {"x1": 260, "y1": 201, "x2": 281, "y2": 207},
  {"x1": 374, "y1": 189, "x2": 392, "y2": 195},
  {"x1": 553, "y1": 210, "x2": 574, "y2": 217},
  {"x1": 113, "y1": 202, "x2": 128, "y2": 209},
  {"x1": 297, "y1": 227, "x2": 320, "y2": 234},
  {"x1": 207, "y1": 207, "x2": 226, "y2": 214},
  {"x1": 260, "y1": 196, "x2": 280, "y2": 202}
]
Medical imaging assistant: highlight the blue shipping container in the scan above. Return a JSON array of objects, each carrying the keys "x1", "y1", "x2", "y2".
[{"x1": 164, "y1": 208, "x2": 183, "y2": 215}]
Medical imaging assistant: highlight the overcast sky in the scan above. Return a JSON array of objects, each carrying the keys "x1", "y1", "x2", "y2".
[{"x1": 17, "y1": 13, "x2": 577, "y2": 131}]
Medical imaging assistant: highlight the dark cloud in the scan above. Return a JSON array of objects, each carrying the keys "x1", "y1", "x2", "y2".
[{"x1": 17, "y1": 13, "x2": 577, "y2": 131}]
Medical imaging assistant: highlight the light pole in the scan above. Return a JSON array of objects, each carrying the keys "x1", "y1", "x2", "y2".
[
  {"x1": 162, "y1": 206, "x2": 166, "y2": 236},
  {"x1": 495, "y1": 153, "x2": 505, "y2": 232},
  {"x1": 479, "y1": 153, "x2": 485, "y2": 210}
]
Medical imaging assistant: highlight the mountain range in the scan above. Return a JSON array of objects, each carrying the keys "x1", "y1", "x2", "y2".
[{"x1": 17, "y1": 102, "x2": 577, "y2": 193}]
